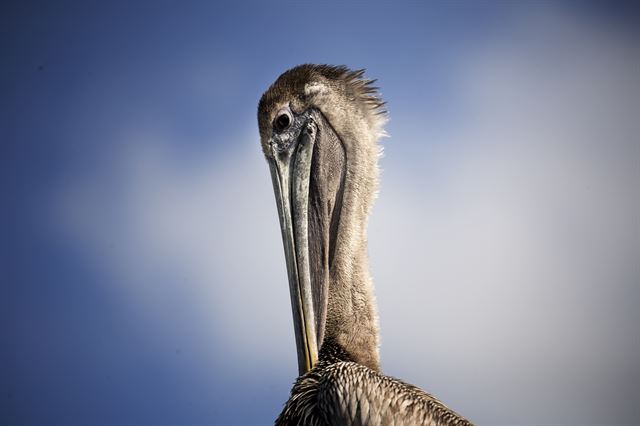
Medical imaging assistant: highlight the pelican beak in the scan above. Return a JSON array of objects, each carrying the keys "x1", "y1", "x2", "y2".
[{"x1": 268, "y1": 119, "x2": 319, "y2": 375}]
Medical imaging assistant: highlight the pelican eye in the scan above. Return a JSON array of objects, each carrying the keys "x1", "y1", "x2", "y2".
[{"x1": 274, "y1": 110, "x2": 292, "y2": 132}]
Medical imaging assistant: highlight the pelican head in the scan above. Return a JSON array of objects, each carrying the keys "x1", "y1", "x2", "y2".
[{"x1": 258, "y1": 65, "x2": 386, "y2": 375}]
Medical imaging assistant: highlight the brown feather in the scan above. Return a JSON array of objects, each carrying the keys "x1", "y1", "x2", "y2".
[{"x1": 258, "y1": 65, "x2": 473, "y2": 426}]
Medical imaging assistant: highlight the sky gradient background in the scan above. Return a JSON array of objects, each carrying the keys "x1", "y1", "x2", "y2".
[{"x1": 2, "y1": 1, "x2": 639, "y2": 425}]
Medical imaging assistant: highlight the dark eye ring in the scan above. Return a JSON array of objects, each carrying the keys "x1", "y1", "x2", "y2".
[{"x1": 274, "y1": 109, "x2": 292, "y2": 132}]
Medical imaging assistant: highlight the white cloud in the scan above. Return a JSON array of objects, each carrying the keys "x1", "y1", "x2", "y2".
[
  {"x1": 372, "y1": 8, "x2": 639, "y2": 424},
  {"x1": 52, "y1": 125, "x2": 298, "y2": 375}
]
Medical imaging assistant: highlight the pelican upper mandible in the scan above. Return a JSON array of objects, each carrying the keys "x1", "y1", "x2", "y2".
[{"x1": 258, "y1": 64, "x2": 473, "y2": 426}]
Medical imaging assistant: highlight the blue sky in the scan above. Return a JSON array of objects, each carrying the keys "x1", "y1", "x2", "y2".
[{"x1": 2, "y1": 1, "x2": 639, "y2": 425}]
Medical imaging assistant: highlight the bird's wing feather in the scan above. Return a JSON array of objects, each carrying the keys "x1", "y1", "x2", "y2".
[{"x1": 317, "y1": 362, "x2": 473, "y2": 426}]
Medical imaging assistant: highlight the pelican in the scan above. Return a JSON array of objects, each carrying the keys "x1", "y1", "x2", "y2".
[{"x1": 258, "y1": 64, "x2": 473, "y2": 426}]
